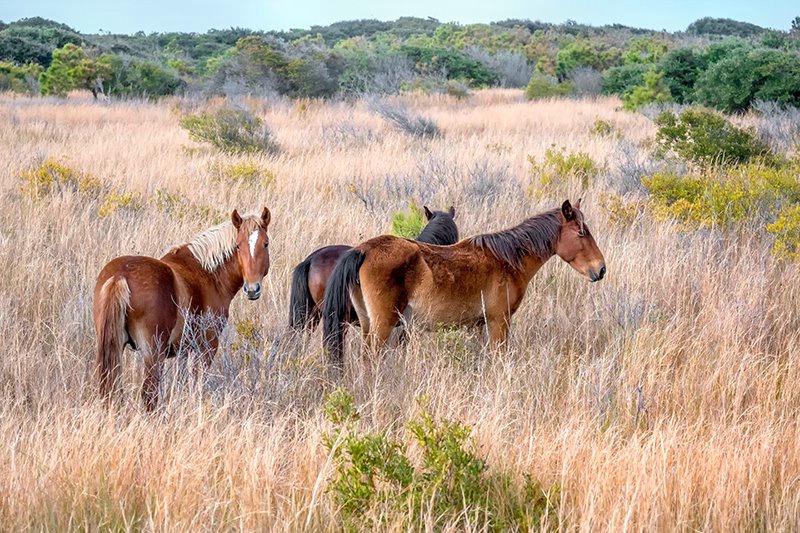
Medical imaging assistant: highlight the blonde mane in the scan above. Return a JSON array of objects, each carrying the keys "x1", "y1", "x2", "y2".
[{"x1": 180, "y1": 214, "x2": 263, "y2": 272}]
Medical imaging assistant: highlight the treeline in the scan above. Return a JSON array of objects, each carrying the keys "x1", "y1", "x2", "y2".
[{"x1": 1, "y1": 15, "x2": 799, "y2": 110}]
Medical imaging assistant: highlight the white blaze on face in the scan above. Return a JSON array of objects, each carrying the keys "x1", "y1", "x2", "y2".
[{"x1": 248, "y1": 230, "x2": 259, "y2": 257}]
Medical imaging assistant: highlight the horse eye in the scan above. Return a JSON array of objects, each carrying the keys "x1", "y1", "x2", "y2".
[{"x1": 264, "y1": 241, "x2": 269, "y2": 248}]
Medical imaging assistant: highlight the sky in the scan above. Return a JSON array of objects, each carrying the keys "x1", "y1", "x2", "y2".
[{"x1": 2, "y1": 0, "x2": 796, "y2": 35}]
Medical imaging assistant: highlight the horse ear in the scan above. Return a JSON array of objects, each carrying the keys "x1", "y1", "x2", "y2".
[
  {"x1": 574, "y1": 198, "x2": 582, "y2": 210},
  {"x1": 261, "y1": 207, "x2": 271, "y2": 227},
  {"x1": 231, "y1": 209, "x2": 243, "y2": 229},
  {"x1": 561, "y1": 200, "x2": 575, "y2": 221},
  {"x1": 448, "y1": 206, "x2": 455, "y2": 218},
  {"x1": 423, "y1": 206, "x2": 433, "y2": 220}
]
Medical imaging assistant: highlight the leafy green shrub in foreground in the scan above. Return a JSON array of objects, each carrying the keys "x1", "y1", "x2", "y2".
[
  {"x1": 180, "y1": 106, "x2": 279, "y2": 155},
  {"x1": 655, "y1": 107, "x2": 773, "y2": 166},
  {"x1": 323, "y1": 388, "x2": 559, "y2": 530}
]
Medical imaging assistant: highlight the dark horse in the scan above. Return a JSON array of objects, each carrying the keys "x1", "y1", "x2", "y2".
[
  {"x1": 288, "y1": 206, "x2": 457, "y2": 331},
  {"x1": 323, "y1": 200, "x2": 606, "y2": 368},
  {"x1": 93, "y1": 208, "x2": 272, "y2": 411}
]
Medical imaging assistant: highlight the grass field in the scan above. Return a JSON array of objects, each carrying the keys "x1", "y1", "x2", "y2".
[{"x1": 1, "y1": 89, "x2": 799, "y2": 531}]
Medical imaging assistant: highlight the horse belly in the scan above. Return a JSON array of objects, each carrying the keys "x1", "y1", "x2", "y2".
[{"x1": 409, "y1": 287, "x2": 484, "y2": 327}]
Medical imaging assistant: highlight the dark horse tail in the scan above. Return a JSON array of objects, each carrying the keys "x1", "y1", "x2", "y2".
[
  {"x1": 94, "y1": 276, "x2": 131, "y2": 402},
  {"x1": 288, "y1": 257, "x2": 314, "y2": 330},
  {"x1": 322, "y1": 248, "x2": 366, "y2": 367}
]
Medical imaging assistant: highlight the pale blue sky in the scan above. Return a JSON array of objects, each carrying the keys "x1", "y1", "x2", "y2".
[{"x1": 2, "y1": 0, "x2": 796, "y2": 34}]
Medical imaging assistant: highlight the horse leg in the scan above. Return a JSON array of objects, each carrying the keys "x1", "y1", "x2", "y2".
[
  {"x1": 486, "y1": 315, "x2": 510, "y2": 351},
  {"x1": 139, "y1": 329, "x2": 171, "y2": 412},
  {"x1": 396, "y1": 305, "x2": 413, "y2": 345}
]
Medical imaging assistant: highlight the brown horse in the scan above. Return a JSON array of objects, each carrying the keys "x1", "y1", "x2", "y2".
[
  {"x1": 93, "y1": 208, "x2": 272, "y2": 411},
  {"x1": 287, "y1": 206, "x2": 457, "y2": 331},
  {"x1": 322, "y1": 200, "x2": 606, "y2": 367}
]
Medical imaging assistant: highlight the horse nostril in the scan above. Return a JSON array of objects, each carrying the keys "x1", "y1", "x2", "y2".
[
  {"x1": 254, "y1": 282, "x2": 262, "y2": 293},
  {"x1": 599, "y1": 266, "x2": 607, "y2": 279}
]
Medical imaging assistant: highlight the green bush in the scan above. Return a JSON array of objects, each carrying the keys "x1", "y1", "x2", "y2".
[
  {"x1": 621, "y1": 68, "x2": 672, "y2": 110},
  {"x1": 658, "y1": 48, "x2": 705, "y2": 104},
  {"x1": 322, "y1": 389, "x2": 559, "y2": 530},
  {"x1": 643, "y1": 164, "x2": 800, "y2": 226},
  {"x1": 390, "y1": 201, "x2": 426, "y2": 238},
  {"x1": 591, "y1": 118, "x2": 614, "y2": 137},
  {"x1": 0, "y1": 61, "x2": 42, "y2": 94},
  {"x1": 654, "y1": 107, "x2": 773, "y2": 166},
  {"x1": 767, "y1": 204, "x2": 800, "y2": 261},
  {"x1": 601, "y1": 63, "x2": 649, "y2": 96},
  {"x1": 207, "y1": 161, "x2": 275, "y2": 187},
  {"x1": 525, "y1": 72, "x2": 573, "y2": 100},
  {"x1": 180, "y1": 106, "x2": 279, "y2": 155},
  {"x1": 693, "y1": 48, "x2": 800, "y2": 112},
  {"x1": 528, "y1": 146, "x2": 598, "y2": 193},
  {"x1": 20, "y1": 158, "x2": 103, "y2": 199}
]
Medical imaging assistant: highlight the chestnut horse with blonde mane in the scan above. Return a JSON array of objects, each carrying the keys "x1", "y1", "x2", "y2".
[
  {"x1": 93, "y1": 208, "x2": 272, "y2": 411},
  {"x1": 323, "y1": 200, "x2": 606, "y2": 368},
  {"x1": 288, "y1": 206, "x2": 458, "y2": 331}
]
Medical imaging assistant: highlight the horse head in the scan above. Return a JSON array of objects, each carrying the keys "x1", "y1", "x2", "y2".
[
  {"x1": 555, "y1": 199, "x2": 607, "y2": 282},
  {"x1": 231, "y1": 207, "x2": 272, "y2": 300}
]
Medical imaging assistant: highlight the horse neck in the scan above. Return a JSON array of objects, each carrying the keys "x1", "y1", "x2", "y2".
[
  {"x1": 170, "y1": 245, "x2": 244, "y2": 305},
  {"x1": 516, "y1": 252, "x2": 553, "y2": 284},
  {"x1": 211, "y1": 254, "x2": 245, "y2": 303}
]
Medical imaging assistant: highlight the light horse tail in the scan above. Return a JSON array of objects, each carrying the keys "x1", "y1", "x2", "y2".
[
  {"x1": 322, "y1": 248, "x2": 365, "y2": 367},
  {"x1": 288, "y1": 257, "x2": 315, "y2": 330},
  {"x1": 94, "y1": 276, "x2": 131, "y2": 401}
]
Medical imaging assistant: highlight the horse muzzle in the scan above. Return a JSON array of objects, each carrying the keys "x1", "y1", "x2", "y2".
[
  {"x1": 588, "y1": 265, "x2": 607, "y2": 282},
  {"x1": 243, "y1": 282, "x2": 262, "y2": 300}
]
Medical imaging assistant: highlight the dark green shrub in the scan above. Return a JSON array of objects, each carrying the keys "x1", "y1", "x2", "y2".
[
  {"x1": 654, "y1": 107, "x2": 773, "y2": 166},
  {"x1": 180, "y1": 106, "x2": 279, "y2": 155},
  {"x1": 601, "y1": 63, "x2": 649, "y2": 96},
  {"x1": 694, "y1": 48, "x2": 800, "y2": 112},
  {"x1": 658, "y1": 48, "x2": 706, "y2": 104}
]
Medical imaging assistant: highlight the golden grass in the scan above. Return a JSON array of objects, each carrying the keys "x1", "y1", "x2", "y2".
[{"x1": 0, "y1": 89, "x2": 799, "y2": 531}]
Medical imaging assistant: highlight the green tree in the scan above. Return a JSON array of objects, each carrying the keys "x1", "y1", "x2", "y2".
[
  {"x1": 622, "y1": 67, "x2": 672, "y2": 110},
  {"x1": 694, "y1": 48, "x2": 800, "y2": 111},
  {"x1": 556, "y1": 38, "x2": 616, "y2": 80},
  {"x1": 601, "y1": 63, "x2": 648, "y2": 96},
  {"x1": 39, "y1": 43, "x2": 115, "y2": 98},
  {"x1": 658, "y1": 48, "x2": 705, "y2": 104},
  {"x1": 623, "y1": 37, "x2": 668, "y2": 64}
]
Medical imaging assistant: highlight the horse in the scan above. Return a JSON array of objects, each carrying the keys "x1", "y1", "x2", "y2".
[
  {"x1": 93, "y1": 208, "x2": 272, "y2": 411},
  {"x1": 287, "y1": 206, "x2": 458, "y2": 332},
  {"x1": 322, "y1": 200, "x2": 606, "y2": 368}
]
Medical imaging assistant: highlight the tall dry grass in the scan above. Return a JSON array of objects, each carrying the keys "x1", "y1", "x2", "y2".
[{"x1": 0, "y1": 89, "x2": 798, "y2": 531}]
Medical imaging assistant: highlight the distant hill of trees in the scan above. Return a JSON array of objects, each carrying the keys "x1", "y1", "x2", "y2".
[{"x1": 1, "y1": 15, "x2": 799, "y2": 111}]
